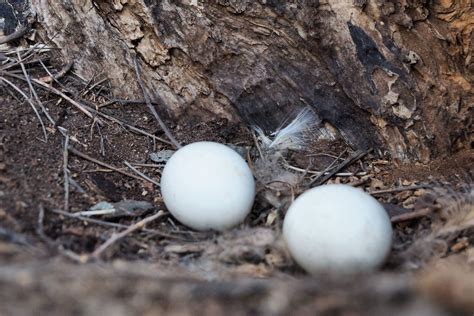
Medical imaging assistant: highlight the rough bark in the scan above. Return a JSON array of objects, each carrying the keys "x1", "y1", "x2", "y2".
[{"x1": 13, "y1": 1, "x2": 474, "y2": 161}]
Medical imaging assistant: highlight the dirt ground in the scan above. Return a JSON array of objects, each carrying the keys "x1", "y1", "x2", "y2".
[{"x1": 1, "y1": 45, "x2": 473, "y2": 315}]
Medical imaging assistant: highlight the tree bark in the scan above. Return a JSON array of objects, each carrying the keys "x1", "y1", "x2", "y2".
[{"x1": 23, "y1": 0, "x2": 474, "y2": 161}]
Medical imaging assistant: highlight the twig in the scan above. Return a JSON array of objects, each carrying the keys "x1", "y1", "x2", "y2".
[
  {"x1": 72, "y1": 209, "x2": 117, "y2": 217},
  {"x1": 16, "y1": 50, "x2": 56, "y2": 126},
  {"x1": 98, "y1": 98, "x2": 159, "y2": 108},
  {"x1": 133, "y1": 55, "x2": 181, "y2": 149},
  {"x1": 130, "y1": 163, "x2": 165, "y2": 169},
  {"x1": 309, "y1": 149, "x2": 369, "y2": 187},
  {"x1": 2, "y1": 72, "x2": 99, "y2": 122},
  {"x1": 0, "y1": 25, "x2": 29, "y2": 44},
  {"x1": 252, "y1": 129, "x2": 266, "y2": 162},
  {"x1": 95, "y1": 122, "x2": 106, "y2": 156},
  {"x1": 370, "y1": 184, "x2": 431, "y2": 195},
  {"x1": 48, "y1": 208, "x2": 182, "y2": 239},
  {"x1": 82, "y1": 168, "x2": 128, "y2": 173},
  {"x1": 308, "y1": 149, "x2": 347, "y2": 185},
  {"x1": 2, "y1": 43, "x2": 52, "y2": 71},
  {"x1": 390, "y1": 207, "x2": 435, "y2": 223},
  {"x1": 284, "y1": 163, "x2": 367, "y2": 177},
  {"x1": 68, "y1": 146, "x2": 145, "y2": 181},
  {"x1": 36, "y1": 204, "x2": 47, "y2": 241},
  {"x1": 63, "y1": 135, "x2": 70, "y2": 211},
  {"x1": 32, "y1": 77, "x2": 100, "y2": 122},
  {"x1": 91, "y1": 211, "x2": 165, "y2": 259},
  {"x1": 38, "y1": 58, "x2": 70, "y2": 88},
  {"x1": 124, "y1": 161, "x2": 160, "y2": 187},
  {"x1": 306, "y1": 153, "x2": 345, "y2": 159},
  {"x1": 82, "y1": 77, "x2": 107, "y2": 97},
  {"x1": 69, "y1": 177, "x2": 86, "y2": 194}
]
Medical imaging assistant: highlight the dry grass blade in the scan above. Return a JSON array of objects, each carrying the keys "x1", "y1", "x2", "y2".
[{"x1": 91, "y1": 211, "x2": 165, "y2": 259}]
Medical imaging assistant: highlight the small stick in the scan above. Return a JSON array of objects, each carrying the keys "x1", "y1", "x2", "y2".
[
  {"x1": 36, "y1": 204, "x2": 48, "y2": 241},
  {"x1": 68, "y1": 146, "x2": 145, "y2": 182},
  {"x1": 2, "y1": 72, "x2": 99, "y2": 123},
  {"x1": 252, "y1": 130, "x2": 266, "y2": 162},
  {"x1": 284, "y1": 163, "x2": 367, "y2": 176},
  {"x1": 32, "y1": 77, "x2": 99, "y2": 122},
  {"x1": 98, "y1": 99, "x2": 160, "y2": 108},
  {"x1": 16, "y1": 49, "x2": 56, "y2": 127},
  {"x1": 309, "y1": 149, "x2": 369, "y2": 187},
  {"x1": 124, "y1": 161, "x2": 160, "y2": 187},
  {"x1": 308, "y1": 149, "x2": 347, "y2": 186},
  {"x1": 95, "y1": 122, "x2": 106, "y2": 156},
  {"x1": 306, "y1": 153, "x2": 344, "y2": 159},
  {"x1": 133, "y1": 55, "x2": 181, "y2": 149},
  {"x1": 49, "y1": 208, "x2": 182, "y2": 239},
  {"x1": 63, "y1": 135, "x2": 70, "y2": 211},
  {"x1": 73, "y1": 208, "x2": 117, "y2": 217},
  {"x1": 370, "y1": 184, "x2": 431, "y2": 195},
  {"x1": 82, "y1": 77, "x2": 107, "y2": 97},
  {"x1": 82, "y1": 168, "x2": 128, "y2": 173},
  {"x1": 390, "y1": 207, "x2": 434, "y2": 223},
  {"x1": 38, "y1": 58, "x2": 69, "y2": 88},
  {"x1": 130, "y1": 163, "x2": 165, "y2": 168},
  {"x1": 91, "y1": 210, "x2": 165, "y2": 259}
]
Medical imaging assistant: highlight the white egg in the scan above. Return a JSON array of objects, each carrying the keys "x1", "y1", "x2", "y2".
[
  {"x1": 283, "y1": 184, "x2": 392, "y2": 274},
  {"x1": 160, "y1": 141, "x2": 255, "y2": 231}
]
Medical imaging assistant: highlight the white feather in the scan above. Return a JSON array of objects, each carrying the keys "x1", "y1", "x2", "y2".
[{"x1": 254, "y1": 107, "x2": 318, "y2": 152}]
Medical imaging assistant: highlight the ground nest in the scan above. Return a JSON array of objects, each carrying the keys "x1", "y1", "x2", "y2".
[{"x1": 0, "y1": 37, "x2": 473, "y2": 316}]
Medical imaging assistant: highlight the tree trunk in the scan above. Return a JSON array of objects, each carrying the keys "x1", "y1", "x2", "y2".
[{"x1": 21, "y1": 1, "x2": 474, "y2": 161}]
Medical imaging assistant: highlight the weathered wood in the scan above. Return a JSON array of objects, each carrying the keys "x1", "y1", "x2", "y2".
[
  {"x1": 0, "y1": 261, "x2": 452, "y2": 316},
  {"x1": 21, "y1": 1, "x2": 474, "y2": 161}
]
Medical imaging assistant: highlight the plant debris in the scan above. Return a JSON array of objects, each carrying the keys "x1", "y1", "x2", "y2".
[{"x1": 1, "y1": 26, "x2": 473, "y2": 316}]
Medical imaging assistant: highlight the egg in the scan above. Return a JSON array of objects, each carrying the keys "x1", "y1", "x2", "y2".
[
  {"x1": 160, "y1": 141, "x2": 255, "y2": 231},
  {"x1": 283, "y1": 184, "x2": 392, "y2": 274}
]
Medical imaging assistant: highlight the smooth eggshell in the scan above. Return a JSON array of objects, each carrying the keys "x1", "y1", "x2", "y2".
[
  {"x1": 283, "y1": 184, "x2": 392, "y2": 274},
  {"x1": 160, "y1": 142, "x2": 255, "y2": 231}
]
